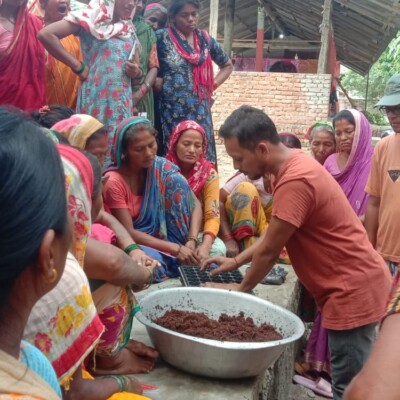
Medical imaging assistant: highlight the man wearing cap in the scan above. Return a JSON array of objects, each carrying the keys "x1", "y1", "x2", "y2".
[
  {"x1": 344, "y1": 73, "x2": 400, "y2": 400},
  {"x1": 364, "y1": 73, "x2": 400, "y2": 275}
]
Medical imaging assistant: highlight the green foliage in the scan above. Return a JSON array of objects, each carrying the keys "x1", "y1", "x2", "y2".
[
  {"x1": 340, "y1": 33, "x2": 400, "y2": 125},
  {"x1": 364, "y1": 110, "x2": 386, "y2": 126}
]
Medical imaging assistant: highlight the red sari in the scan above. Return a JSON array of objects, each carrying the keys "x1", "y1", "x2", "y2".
[{"x1": 0, "y1": 3, "x2": 46, "y2": 111}]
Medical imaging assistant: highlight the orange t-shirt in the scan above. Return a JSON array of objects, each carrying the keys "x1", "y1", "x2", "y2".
[
  {"x1": 272, "y1": 151, "x2": 392, "y2": 330},
  {"x1": 103, "y1": 171, "x2": 142, "y2": 220},
  {"x1": 365, "y1": 134, "x2": 400, "y2": 263}
]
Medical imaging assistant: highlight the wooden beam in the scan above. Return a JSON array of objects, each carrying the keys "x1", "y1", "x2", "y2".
[
  {"x1": 258, "y1": 0, "x2": 286, "y2": 35},
  {"x1": 209, "y1": 0, "x2": 219, "y2": 38},
  {"x1": 219, "y1": 39, "x2": 321, "y2": 51},
  {"x1": 223, "y1": 0, "x2": 236, "y2": 56},
  {"x1": 317, "y1": 0, "x2": 332, "y2": 74}
]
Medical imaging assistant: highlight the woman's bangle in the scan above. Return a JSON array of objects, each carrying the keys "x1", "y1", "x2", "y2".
[
  {"x1": 185, "y1": 236, "x2": 199, "y2": 246},
  {"x1": 233, "y1": 256, "x2": 240, "y2": 269},
  {"x1": 213, "y1": 81, "x2": 218, "y2": 90},
  {"x1": 143, "y1": 266, "x2": 153, "y2": 289},
  {"x1": 73, "y1": 61, "x2": 86, "y2": 75},
  {"x1": 124, "y1": 243, "x2": 142, "y2": 254},
  {"x1": 143, "y1": 81, "x2": 151, "y2": 90}
]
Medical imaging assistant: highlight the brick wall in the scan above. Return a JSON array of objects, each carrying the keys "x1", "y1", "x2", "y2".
[{"x1": 212, "y1": 72, "x2": 331, "y2": 143}]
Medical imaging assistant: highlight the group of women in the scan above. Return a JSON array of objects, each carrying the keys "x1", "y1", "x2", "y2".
[
  {"x1": 0, "y1": 0, "x2": 381, "y2": 397},
  {"x1": 0, "y1": 101, "x2": 377, "y2": 398},
  {"x1": 0, "y1": 102, "x2": 231, "y2": 398},
  {"x1": 0, "y1": 0, "x2": 233, "y2": 164}
]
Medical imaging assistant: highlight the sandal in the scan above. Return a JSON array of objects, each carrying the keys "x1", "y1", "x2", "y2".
[{"x1": 293, "y1": 374, "x2": 333, "y2": 398}]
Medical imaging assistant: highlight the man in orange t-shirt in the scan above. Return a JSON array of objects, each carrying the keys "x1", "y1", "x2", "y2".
[{"x1": 202, "y1": 106, "x2": 392, "y2": 400}]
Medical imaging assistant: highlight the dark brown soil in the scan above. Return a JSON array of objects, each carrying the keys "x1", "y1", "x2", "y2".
[{"x1": 154, "y1": 310, "x2": 283, "y2": 342}]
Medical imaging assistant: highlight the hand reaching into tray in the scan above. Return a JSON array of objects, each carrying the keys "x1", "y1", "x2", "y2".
[
  {"x1": 200, "y1": 257, "x2": 242, "y2": 290},
  {"x1": 200, "y1": 256, "x2": 239, "y2": 274}
]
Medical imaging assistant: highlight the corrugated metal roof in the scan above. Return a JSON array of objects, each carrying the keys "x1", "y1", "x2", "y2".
[{"x1": 198, "y1": 0, "x2": 400, "y2": 74}]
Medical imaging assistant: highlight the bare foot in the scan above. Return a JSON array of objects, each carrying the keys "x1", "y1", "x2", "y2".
[
  {"x1": 125, "y1": 340, "x2": 159, "y2": 360},
  {"x1": 92, "y1": 341, "x2": 158, "y2": 375}
]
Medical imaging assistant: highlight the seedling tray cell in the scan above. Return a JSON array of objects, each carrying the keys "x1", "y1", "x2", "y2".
[{"x1": 179, "y1": 265, "x2": 243, "y2": 287}]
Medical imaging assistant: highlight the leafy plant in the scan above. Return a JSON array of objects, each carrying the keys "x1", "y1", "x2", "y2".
[{"x1": 340, "y1": 33, "x2": 400, "y2": 125}]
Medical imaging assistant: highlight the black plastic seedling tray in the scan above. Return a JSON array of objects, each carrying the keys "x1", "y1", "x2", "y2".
[{"x1": 179, "y1": 264, "x2": 244, "y2": 287}]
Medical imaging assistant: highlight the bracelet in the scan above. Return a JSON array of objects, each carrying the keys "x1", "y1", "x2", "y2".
[
  {"x1": 98, "y1": 375, "x2": 123, "y2": 392},
  {"x1": 124, "y1": 243, "x2": 142, "y2": 254},
  {"x1": 143, "y1": 81, "x2": 151, "y2": 90},
  {"x1": 213, "y1": 81, "x2": 218, "y2": 90},
  {"x1": 121, "y1": 376, "x2": 130, "y2": 392},
  {"x1": 143, "y1": 266, "x2": 153, "y2": 289},
  {"x1": 233, "y1": 257, "x2": 240, "y2": 269},
  {"x1": 73, "y1": 61, "x2": 86, "y2": 75},
  {"x1": 185, "y1": 236, "x2": 199, "y2": 246}
]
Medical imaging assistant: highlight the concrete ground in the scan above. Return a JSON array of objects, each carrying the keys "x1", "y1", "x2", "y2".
[
  {"x1": 216, "y1": 143, "x2": 328, "y2": 400},
  {"x1": 289, "y1": 383, "x2": 327, "y2": 399}
]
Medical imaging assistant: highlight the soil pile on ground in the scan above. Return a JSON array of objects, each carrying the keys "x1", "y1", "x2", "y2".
[{"x1": 154, "y1": 310, "x2": 283, "y2": 342}]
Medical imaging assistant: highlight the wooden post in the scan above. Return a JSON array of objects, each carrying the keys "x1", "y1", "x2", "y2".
[
  {"x1": 209, "y1": 0, "x2": 219, "y2": 39},
  {"x1": 317, "y1": 0, "x2": 332, "y2": 74},
  {"x1": 223, "y1": 0, "x2": 235, "y2": 55},
  {"x1": 255, "y1": 6, "x2": 265, "y2": 72}
]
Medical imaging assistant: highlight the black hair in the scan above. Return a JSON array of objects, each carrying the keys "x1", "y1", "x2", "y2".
[
  {"x1": 1, "y1": 105, "x2": 32, "y2": 121},
  {"x1": 74, "y1": 148, "x2": 102, "y2": 201},
  {"x1": 87, "y1": 152, "x2": 102, "y2": 201},
  {"x1": 0, "y1": 107, "x2": 67, "y2": 305},
  {"x1": 219, "y1": 105, "x2": 280, "y2": 150},
  {"x1": 31, "y1": 105, "x2": 75, "y2": 128},
  {"x1": 86, "y1": 127, "x2": 107, "y2": 148},
  {"x1": 332, "y1": 110, "x2": 356, "y2": 128},
  {"x1": 48, "y1": 129, "x2": 71, "y2": 145},
  {"x1": 122, "y1": 122, "x2": 157, "y2": 156},
  {"x1": 279, "y1": 133, "x2": 302, "y2": 149},
  {"x1": 169, "y1": 0, "x2": 200, "y2": 17}
]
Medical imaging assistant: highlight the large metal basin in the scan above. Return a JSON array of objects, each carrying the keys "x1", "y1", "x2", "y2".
[{"x1": 135, "y1": 287, "x2": 304, "y2": 378}]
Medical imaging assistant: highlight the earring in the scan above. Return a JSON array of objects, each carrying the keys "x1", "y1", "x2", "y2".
[
  {"x1": 121, "y1": 154, "x2": 126, "y2": 161},
  {"x1": 48, "y1": 268, "x2": 58, "y2": 284}
]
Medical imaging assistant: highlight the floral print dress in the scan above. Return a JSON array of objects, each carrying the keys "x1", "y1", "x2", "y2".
[
  {"x1": 156, "y1": 28, "x2": 229, "y2": 163},
  {"x1": 77, "y1": 29, "x2": 134, "y2": 164}
]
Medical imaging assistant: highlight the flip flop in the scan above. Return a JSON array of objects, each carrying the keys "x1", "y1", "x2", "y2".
[{"x1": 293, "y1": 374, "x2": 333, "y2": 398}]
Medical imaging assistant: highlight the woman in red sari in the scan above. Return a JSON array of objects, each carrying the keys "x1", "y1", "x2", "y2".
[{"x1": 0, "y1": 0, "x2": 46, "y2": 111}]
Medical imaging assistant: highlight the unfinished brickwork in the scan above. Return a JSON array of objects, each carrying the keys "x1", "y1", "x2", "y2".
[{"x1": 212, "y1": 72, "x2": 331, "y2": 142}]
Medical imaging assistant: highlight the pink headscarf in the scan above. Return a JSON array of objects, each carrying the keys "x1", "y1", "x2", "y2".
[
  {"x1": 145, "y1": 3, "x2": 160, "y2": 10},
  {"x1": 324, "y1": 109, "x2": 373, "y2": 216},
  {"x1": 166, "y1": 120, "x2": 214, "y2": 196}
]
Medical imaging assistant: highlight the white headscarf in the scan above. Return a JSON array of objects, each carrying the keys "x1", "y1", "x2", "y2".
[{"x1": 65, "y1": 0, "x2": 135, "y2": 40}]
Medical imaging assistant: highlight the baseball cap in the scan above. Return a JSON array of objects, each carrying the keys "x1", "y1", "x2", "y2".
[{"x1": 375, "y1": 73, "x2": 400, "y2": 107}]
